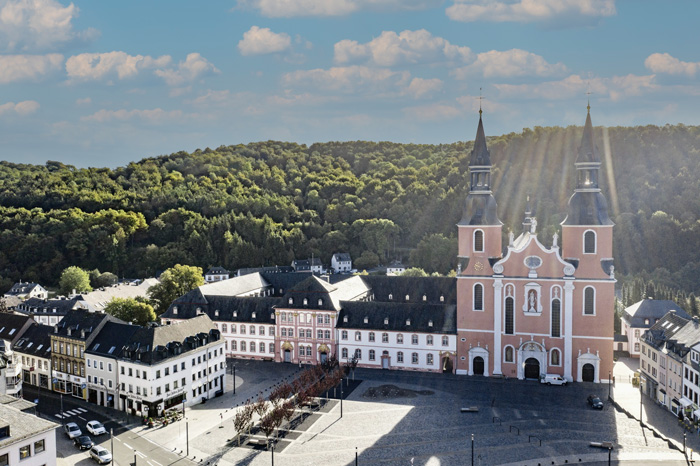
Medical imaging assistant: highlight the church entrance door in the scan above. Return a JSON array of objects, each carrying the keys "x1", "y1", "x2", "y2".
[
  {"x1": 473, "y1": 356, "x2": 484, "y2": 375},
  {"x1": 524, "y1": 358, "x2": 540, "y2": 379},
  {"x1": 582, "y1": 363, "x2": 595, "y2": 382},
  {"x1": 284, "y1": 350, "x2": 291, "y2": 363}
]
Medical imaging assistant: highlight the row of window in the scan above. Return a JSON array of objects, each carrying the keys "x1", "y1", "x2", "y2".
[
  {"x1": 470, "y1": 229, "x2": 597, "y2": 254},
  {"x1": 279, "y1": 312, "x2": 333, "y2": 325},
  {"x1": 219, "y1": 324, "x2": 274, "y2": 336},
  {"x1": 52, "y1": 358, "x2": 84, "y2": 377},
  {"x1": 340, "y1": 347, "x2": 435, "y2": 365},
  {"x1": 119, "y1": 348, "x2": 223, "y2": 380},
  {"x1": 14, "y1": 439, "x2": 45, "y2": 461},
  {"x1": 225, "y1": 340, "x2": 275, "y2": 353},
  {"x1": 473, "y1": 284, "x2": 595, "y2": 317},
  {"x1": 52, "y1": 340, "x2": 84, "y2": 358},
  {"x1": 503, "y1": 297, "x2": 561, "y2": 338},
  {"x1": 340, "y1": 331, "x2": 449, "y2": 346},
  {"x1": 20, "y1": 356, "x2": 49, "y2": 371}
]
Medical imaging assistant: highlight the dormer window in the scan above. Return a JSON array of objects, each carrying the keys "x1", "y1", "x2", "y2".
[
  {"x1": 440, "y1": 296, "x2": 444, "y2": 302},
  {"x1": 318, "y1": 299, "x2": 323, "y2": 307},
  {"x1": 384, "y1": 318, "x2": 389, "y2": 325},
  {"x1": 214, "y1": 310, "x2": 219, "y2": 317},
  {"x1": 270, "y1": 313, "x2": 274, "y2": 319},
  {"x1": 303, "y1": 298, "x2": 308, "y2": 306},
  {"x1": 233, "y1": 311, "x2": 238, "y2": 317},
  {"x1": 173, "y1": 306, "x2": 178, "y2": 315},
  {"x1": 288, "y1": 298, "x2": 293, "y2": 305},
  {"x1": 405, "y1": 295, "x2": 410, "y2": 301},
  {"x1": 363, "y1": 316, "x2": 368, "y2": 324},
  {"x1": 428, "y1": 320, "x2": 433, "y2": 327},
  {"x1": 252, "y1": 312, "x2": 256, "y2": 319},
  {"x1": 423, "y1": 295, "x2": 427, "y2": 301},
  {"x1": 406, "y1": 319, "x2": 411, "y2": 326},
  {"x1": 343, "y1": 316, "x2": 348, "y2": 323},
  {"x1": 388, "y1": 294, "x2": 393, "y2": 300}
]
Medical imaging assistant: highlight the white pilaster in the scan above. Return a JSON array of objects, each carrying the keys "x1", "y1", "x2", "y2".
[
  {"x1": 493, "y1": 279, "x2": 503, "y2": 375},
  {"x1": 564, "y1": 280, "x2": 575, "y2": 381}
]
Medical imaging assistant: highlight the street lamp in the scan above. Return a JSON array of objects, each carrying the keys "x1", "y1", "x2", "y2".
[
  {"x1": 110, "y1": 428, "x2": 114, "y2": 463},
  {"x1": 471, "y1": 433, "x2": 474, "y2": 466},
  {"x1": 233, "y1": 364, "x2": 236, "y2": 395},
  {"x1": 186, "y1": 419, "x2": 189, "y2": 456},
  {"x1": 340, "y1": 384, "x2": 343, "y2": 418},
  {"x1": 608, "y1": 371, "x2": 611, "y2": 400},
  {"x1": 639, "y1": 377, "x2": 643, "y2": 426}
]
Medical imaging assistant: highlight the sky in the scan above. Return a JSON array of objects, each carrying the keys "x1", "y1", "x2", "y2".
[{"x1": 1, "y1": 0, "x2": 699, "y2": 168}]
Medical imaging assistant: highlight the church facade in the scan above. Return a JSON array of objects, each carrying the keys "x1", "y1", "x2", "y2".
[{"x1": 455, "y1": 107, "x2": 616, "y2": 383}]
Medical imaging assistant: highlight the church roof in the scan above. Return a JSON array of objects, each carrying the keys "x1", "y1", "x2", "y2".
[
  {"x1": 469, "y1": 115, "x2": 491, "y2": 166},
  {"x1": 458, "y1": 193, "x2": 501, "y2": 226},
  {"x1": 336, "y1": 301, "x2": 456, "y2": 334},
  {"x1": 576, "y1": 108, "x2": 599, "y2": 164}
]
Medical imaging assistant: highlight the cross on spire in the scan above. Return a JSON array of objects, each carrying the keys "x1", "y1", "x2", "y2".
[
  {"x1": 478, "y1": 87, "x2": 483, "y2": 115},
  {"x1": 586, "y1": 83, "x2": 593, "y2": 113}
]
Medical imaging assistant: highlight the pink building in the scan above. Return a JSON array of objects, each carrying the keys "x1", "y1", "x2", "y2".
[{"x1": 455, "y1": 107, "x2": 616, "y2": 383}]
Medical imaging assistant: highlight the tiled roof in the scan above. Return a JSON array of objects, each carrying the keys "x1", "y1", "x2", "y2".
[
  {"x1": 5, "y1": 282, "x2": 43, "y2": 296},
  {"x1": 205, "y1": 266, "x2": 229, "y2": 275},
  {"x1": 336, "y1": 301, "x2": 457, "y2": 334},
  {"x1": 51, "y1": 309, "x2": 120, "y2": 342},
  {"x1": 198, "y1": 273, "x2": 266, "y2": 297},
  {"x1": 333, "y1": 253, "x2": 351, "y2": 262},
  {"x1": 78, "y1": 279, "x2": 159, "y2": 311},
  {"x1": 0, "y1": 403, "x2": 58, "y2": 449}
]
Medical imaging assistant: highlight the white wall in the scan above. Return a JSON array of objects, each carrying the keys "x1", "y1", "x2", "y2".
[{"x1": 0, "y1": 427, "x2": 57, "y2": 466}]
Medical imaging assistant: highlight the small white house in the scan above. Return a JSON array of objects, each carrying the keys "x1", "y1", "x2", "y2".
[
  {"x1": 331, "y1": 253, "x2": 352, "y2": 273},
  {"x1": 386, "y1": 261, "x2": 406, "y2": 276},
  {"x1": 4, "y1": 282, "x2": 48, "y2": 300},
  {"x1": 0, "y1": 402, "x2": 59, "y2": 466},
  {"x1": 204, "y1": 267, "x2": 230, "y2": 283}
]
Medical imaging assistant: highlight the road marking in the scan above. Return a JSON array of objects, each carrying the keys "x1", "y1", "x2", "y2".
[
  {"x1": 136, "y1": 451, "x2": 147, "y2": 458},
  {"x1": 78, "y1": 416, "x2": 87, "y2": 421},
  {"x1": 77, "y1": 408, "x2": 87, "y2": 413},
  {"x1": 151, "y1": 461, "x2": 162, "y2": 466},
  {"x1": 54, "y1": 414, "x2": 64, "y2": 419},
  {"x1": 114, "y1": 437, "x2": 122, "y2": 443},
  {"x1": 124, "y1": 443, "x2": 132, "y2": 450}
]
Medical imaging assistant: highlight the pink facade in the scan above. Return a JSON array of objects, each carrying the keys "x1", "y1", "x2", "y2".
[
  {"x1": 455, "y1": 109, "x2": 615, "y2": 383},
  {"x1": 274, "y1": 307, "x2": 337, "y2": 364}
]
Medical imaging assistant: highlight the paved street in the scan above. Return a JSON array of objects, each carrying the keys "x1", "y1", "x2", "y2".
[{"x1": 33, "y1": 357, "x2": 697, "y2": 465}]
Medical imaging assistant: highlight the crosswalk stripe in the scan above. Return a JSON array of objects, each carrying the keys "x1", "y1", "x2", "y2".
[
  {"x1": 77, "y1": 408, "x2": 87, "y2": 413},
  {"x1": 55, "y1": 414, "x2": 64, "y2": 419}
]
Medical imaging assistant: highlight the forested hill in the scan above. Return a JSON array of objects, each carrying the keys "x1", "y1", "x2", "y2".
[{"x1": 1, "y1": 123, "x2": 700, "y2": 294}]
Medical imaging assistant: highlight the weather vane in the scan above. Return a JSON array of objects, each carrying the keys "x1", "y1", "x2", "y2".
[
  {"x1": 586, "y1": 82, "x2": 593, "y2": 112},
  {"x1": 478, "y1": 87, "x2": 483, "y2": 115}
]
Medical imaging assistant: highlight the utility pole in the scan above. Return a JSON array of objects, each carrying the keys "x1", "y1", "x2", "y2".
[
  {"x1": 110, "y1": 428, "x2": 114, "y2": 462},
  {"x1": 186, "y1": 420, "x2": 189, "y2": 456},
  {"x1": 471, "y1": 433, "x2": 474, "y2": 466}
]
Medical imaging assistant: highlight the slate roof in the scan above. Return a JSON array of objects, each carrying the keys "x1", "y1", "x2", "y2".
[
  {"x1": 643, "y1": 311, "x2": 690, "y2": 349},
  {"x1": 0, "y1": 393, "x2": 36, "y2": 412},
  {"x1": 280, "y1": 275, "x2": 370, "y2": 311},
  {"x1": 4, "y1": 282, "x2": 43, "y2": 297},
  {"x1": 205, "y1": 266, "x2": 230, "y2": 275},
  {"x1": 161, "y1": 294, "x2": 281, "y2": 324},
  {"x1": 469, "y1": 115, "x2": 491, "y2": 166},
  {"x1": 51, "y1": 309, "x2": 121, "y2": 342},
  {"x1": 623, "y1": 299, "x2": 690, "y2": 328},
  {"x1": 85, "y1": 321, "x2": 140, "y2": 358},
  {"x1": 0, "y1": 314, "x2": 34, "y2": 344},
  {"x1": 336, "y1": 301, "x2": 457, "y2": 334},
  {"x1": 79, "y1": 279, "x2": 159, "y2": 311},
  {"x1": 664, "y1": 318, "x2": 700, "y2": 360},
  {"x1": 361, "y1": 275, "x2": 457, "y2": 305},
  {"x1": 198, "y1": 273, "x2": 267, "y2": 297},
  {"x1": 292, "y1": 258, "x2": 323, "y2": 270},
  {"x1": 16, "y1": 296, "x2": 85, "y2": 316},
  {"x1": 121, "y1": 315, "x2": 220, "y2": 365},
  {"x1": 576, "y1": 108, "x2": 599, "y2": 164},
  {"x1": 332, "y1": 253, "x2": 352, "y2": 262},
  {"x1": 0, "y1": 403, "x2": 58, "y2": 449},
  {"x1": 13, "y1": 323, "x2": 53, "y2": 359}
]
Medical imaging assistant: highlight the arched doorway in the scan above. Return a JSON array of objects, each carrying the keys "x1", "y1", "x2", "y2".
[
  {"x1": 381, "y1": 351, "x2": 389, "y2": 369},
  {"x1": 582, "y1": 363, "x2": 595, "y2": 382},
  {"x1": 442, "y1": 356, "x2": 453, "y2": 373},
  {"x1": 473, "y1": 356, "x2": 484, "y2": 375},
  {"x1": 524, "y1": 358, "x2": 540, "y2": 379}
]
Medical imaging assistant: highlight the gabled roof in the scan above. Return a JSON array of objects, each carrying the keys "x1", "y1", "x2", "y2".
[
  {"x1": 13, "y1": 323, "x2": 53, "y2": 359},
  {"x1": 86, "y1": 321, "x2": 141, "y2": 358},
  {"x1": 205, "y1": 266, "x2": 230, "y2": 275},
  {"x1": 78, "y1": 279, "x2": 159, "y2": 311},
  {"x1": 337, "y1": 301, "x2": 456, "y2": 334},
  {"x1": 623, "y1": 299, "x2": 690, "y2": 328},
  {"x1": 16, "y1": 296, "x2": 85, "y2": 315},
  {"x1": 198, "y1": 273, "x2": 266, "y2": 297},
  {"x1": 0, "y1": 314, "x2": 35, "y2": 344},
  {"x1": 292, "y1": 258, "x2": 323, "y2": 269},
  {"x1": 5, "y1": 282, "x2": 44, "y2": 296},
  {"x1": 51, "y1": 309, "x2": 121, "y2": 342},
  {"x1": 332, "y1": 253, "x2": 352, "y2": 262},
  {"x1": 0, "y1": 403, "x2": 58, "y2": 449},
  {"x1": 161, "y1": 294, "x2": 281, "y2": 324},
  {"x1": 643, "y1": 311, "x2": 690, "y2": 349}
]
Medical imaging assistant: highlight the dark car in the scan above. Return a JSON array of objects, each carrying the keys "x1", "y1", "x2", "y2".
[
  {"x1": 587, "y1": 394, "x2": 604, "y2": 409},
  {"x1": 74, "y1": 435, "x2": 94, "y2": 450}
]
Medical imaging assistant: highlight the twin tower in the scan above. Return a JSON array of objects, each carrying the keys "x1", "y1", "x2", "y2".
[{"x1": 455, "y1": 107, "x2": 615, "y2": 382}]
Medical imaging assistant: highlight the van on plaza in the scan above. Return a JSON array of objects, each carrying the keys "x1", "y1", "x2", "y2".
[{"x1": 540, "y1": 374, "x2": 567, "y2": 386}]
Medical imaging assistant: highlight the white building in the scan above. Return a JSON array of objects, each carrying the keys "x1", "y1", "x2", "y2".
[
  {"x1": 204, "y1": 267, "x2": 230, "y2": 283},
  {"x1": 13, "y1": 323, "x2": 53, "y2": 394},
  {"x1": 386, "y1": 261, "x2": 406, "y2": 276},
  {"x1": 91, "y1": 316, "x2": 226, "y2": 418},
  {"x1": 331, "y1": 253, "x2": 352, "y2": 274},
  {"x1": 4, "y1": 282, "x2": 48, "y2": 300},
  {"x1": 0, "y1": 402, "x2": 58, "y2": 466},
  {"x1": 0, "y1": 315, "x2": 35, "y2": 397},
  {"x1": 621, "y1": 299, "x2": 689, "y2": 358},
  {"x1": 292, "y1": 258, "x2": 323, "y2": 274},
  {"x1": 77, "y1": 278, "x2": 159, "y2": 312},
  {"x1": 14, "y1": 297, "x2": 88, "y2": 326}
]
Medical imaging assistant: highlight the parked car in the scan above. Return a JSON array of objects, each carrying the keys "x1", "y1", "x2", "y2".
[
  {"x1": 89, "y1": 445, "x2": 113, "y2": 464},
  {"x1": 86, "y1": 420, "x2": 106, "y2": 436},
  {"x1": 64, "y1": 422, "x2": 82, "y2": 439},
  {"x1": 74, "y1": 435, "x2": 93, "y2": 450},
  {"x1": 587, "y1": 394, "x2": 604, "y2": 409},
  {"x1": 540, "y1": 374, "x2": 567, "y2": 386}
]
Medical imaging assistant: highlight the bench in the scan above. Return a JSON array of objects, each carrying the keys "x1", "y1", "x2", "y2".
[
  {"x1": 589, "y1": 441, "x2": 614, "y2": 449},
  {"x1": 461, "y1": 407, "x2": 479, "y2": 413}
]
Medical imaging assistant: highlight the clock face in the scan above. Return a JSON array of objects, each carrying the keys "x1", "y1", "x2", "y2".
[{"x1": 473, "y1": 261, "x2": 484, "y2": 271}]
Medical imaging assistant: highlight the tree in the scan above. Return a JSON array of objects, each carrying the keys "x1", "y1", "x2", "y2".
[
  {"x1": 233, "y1": 402, "x2": 255, "y2": 446},
  {"x1": 147, "y1": 264, "x2": 204, "y2": 314},
  {"x1": 59, "y1": 266, "x2": 92, "y2": 296},
  {"x1": 95, "y1": 272, "x2": 118, "y2": 288},
  {"x1": 104, "y1": 297, "x2": 156, "y2": 326},
  {"x1": 400, "y1": 267, "x2": 428, "y2": 277}
]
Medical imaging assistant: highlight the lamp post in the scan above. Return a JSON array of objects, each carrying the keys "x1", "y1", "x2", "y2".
[
  {"x1": 134, "y1": 449, "x2": 137, "y2": 466},
  {"x1": 684, "y1": 432, "x2": 687, "y2": 454},
  {"x1": 60, "y1": 392, "x2": 64, "y2": 426},
  {"x1": 271, "y1": 441, "x2": 274, "y2": 466},
  {"x1": 639, "y1": 377, "x2": 643, "y2": 426},
  {"x1": 608, "y1": 371, "x2": 611, "y2": 400},
  {"x1": 607, "y1": 445, "x2": 612, "y2": 465},
  {"x1": 186, "y1": 420, "x2": 189, "y2": 456},
  {"x1": 233, "y1": 364, "x2": 236, "y2": 395},
  {"x1": 340, "y1": 384, "x2": 343, "y2": 418},
  {"x1": 471, "y1": 433, "x2": 474, "y2": 466},
  {"x1": 182, "y1": 399, "x2": 186, "y2": 418}
]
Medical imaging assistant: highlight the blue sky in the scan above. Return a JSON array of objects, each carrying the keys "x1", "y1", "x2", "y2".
[{"x1": 1, "y1": 0, "x2": 699, "y2": 168}]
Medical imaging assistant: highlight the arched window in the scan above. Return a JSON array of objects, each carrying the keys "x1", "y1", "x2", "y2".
[
  {"x1": 231, "y1": 340, "x2": 237, "y2": 351},
  {"x1": 369, "y1": 332, "x2": 375, "y2": 342},
  {"x1": 550, "y1": 348, "x2": 561, "y2": 366},
  {"x1": 584, "y1": 287, "x2": 595, "y2": 315},
  {"x1": 388, "y1": 294, "x2": 393, "y2": 300},
  {"x1": 473, "y1": 284, "x2": 484, "y2": 311},
  {"x1": 412, "y1": 352, "x2": 419, "y2": 364},
  {"x1": 584, "y1": 230, "x2": 596, "y2": 254},
  {"x1": 355, "y1": 331, "x2": 361, "y2": 341},
  {"x1": 397, "y1": 334, "x2": 404, "y2": 344},
  {"x1": 504, "y1": 346, "x2": 514, "y2": 363},
  {"x1": 369, "y1": 350, "x2": 375, "y2": 361},
  {"x1": 551, "y1": 298, "x2": 561, "y2": 337},
  {"x1": 303, "y1": 298, "x2": 308, "y2": 306},
  {"x1": 240, "y1": 341, "x2": 246, "y2": 352},
  {"x1": 474, "y1": 230, "x2": 484, "y2": 252},
  {"x1": 411, "y1": 334, "x2": 418, "y2": 345},
  {"x1": 382, "y1": 333, "x2": 389, "y2": 343},
  {"x1": 355, "y1": 349, "x2": 362, "y2": 360},
  {"x1": 250, "y1": 342, "x2": 256, "y2": 352},
  {"x1": 288, "y1": 298, "x2": 293, "y2": 305},
  {"x1": 505, "y1": 297, "x2": 514, "y2": 334},
  {"x1": 342, "y1": 347, "x2": 348, "y2": 359},
  {"x1": 318, "y1": 299, "x2": 323, "y2": 307}
]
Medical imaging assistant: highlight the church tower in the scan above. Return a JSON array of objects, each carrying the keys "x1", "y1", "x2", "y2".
[
  {"x1": 561, "y1": 104, "x2": 616, "y2": 383},
  {"x1": 456, "y1": 112, "x2": 502, "y2": 376}
]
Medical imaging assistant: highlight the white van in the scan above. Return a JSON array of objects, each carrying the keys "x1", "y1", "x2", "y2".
[{"x1": 540, "y1": 374, "x2": 567, "y2": 386}]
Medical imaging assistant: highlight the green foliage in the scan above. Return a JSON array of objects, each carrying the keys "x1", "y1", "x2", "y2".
[
  {"x1": 147, "y1": 264, "x2": 204, "y2": 314},
  {"x1": 59, "y1": 266, "x2": 92, "y2": 296},
  {"x1": 400, "y1": 267, "x2": 428, "y2": 277},
  {"x1": 104, "y1": 297, "x2": 156, "y2": 326},
  {"x1": 1, "y1": 125, "x2": 700, "y2": 293}
]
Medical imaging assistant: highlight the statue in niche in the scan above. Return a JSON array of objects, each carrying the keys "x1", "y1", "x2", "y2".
[{"x1": 528, "y1": 289, "x2": 538, "y2": 313}]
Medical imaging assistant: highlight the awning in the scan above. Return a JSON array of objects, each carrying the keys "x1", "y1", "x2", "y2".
[
  {"x1": 693, "y1": 408, "x2": 700, "y2": 419},
  {"x1": 680, "y1": 397, "x2": 693, "y2": 408}
]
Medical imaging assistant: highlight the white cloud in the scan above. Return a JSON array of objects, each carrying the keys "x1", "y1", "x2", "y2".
[
  {"x1": 0, "y1": 53, "x2": 63, "y2": 83},
  {"x1": 403, "y1": 77, "x2": 442, "y2": 99},
  {"x1": 494, "y1": 74, "x2": 656, "y2": 102},
  {"x1": 238, "y1": 26, "x2": 291, "y2": 56},
  {"x1": 75, "y1": 97, "x2": 90, "y2": 105},
  {"x1": 0, "y1": 0, "x2": 98, "y2": 52},
  {"x1": 645, "y1": 53, "x2": 700, "y2": 77},
  {"x1": 154, "y1": 53, "x2": 219, "y2": 86},
  {"x1": 282, "y1": 65, "x2": 410, "y2": 94},
  {"x1": 403, "y1": 103, "x2": 461, "y2": 121},
  {"x1": 237, "y1": 0, "x2": 440, "y2": 18},
  {"x1": 66, "y1": 51, "x2": 171, "y2": 81},
  {"x1": 81, "y1": 108, "x2": 185, "y2": 123},
  {"x1": 0, "y1": 100, "x2": 40, "y2": 116},
  {"x1": 452, "y1": 49, "x2": 567, "y2": 78},
  {"x1": 446, "y1": 0, "x2": 616, "y2": 26},
  {"x1": 334, "y1": 29, "x2": 472, "y2": 66}
]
